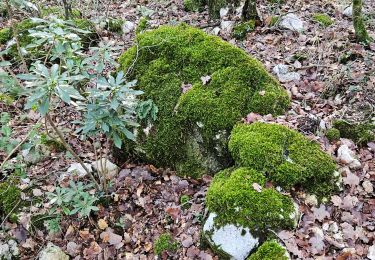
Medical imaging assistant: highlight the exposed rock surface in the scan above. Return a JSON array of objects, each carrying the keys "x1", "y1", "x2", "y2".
[
  {"x1": 279, "y1": 14, "x2": 304, "y2": 32},
  {"x1": 39, "y1": 243, "x2": 69, "y2": 260}
]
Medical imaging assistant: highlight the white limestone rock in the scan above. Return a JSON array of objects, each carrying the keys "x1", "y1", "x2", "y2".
[
  {"x1": 368, "y1": 244, "x2": 375, "y2": 260},
  {"x1": 67, "y1": 162, "x2": 92, "y2": 178},
  {"x1": 203, "y1": 213, "x2": 259, "y2": 260},
  {"x1": 92, "y1": 158, "x2": 119, "y2": 179},
  {"x1": 273, "y1": 64, "x2": 301, "y2": 83},
  {"x1": 337, "y1": 145, "x2": 361, "y2": 169},
  {"x1": 122, "y1": 21, "x2": 135, "y2": 34},
  {"x1": 39, "y1": 243, "x2": 69, "y2": 260},
  {"x1": 220, "y1": 21, "x2": 235, "y2": 33},
  {"x1": 279, "y1": 14, "x2": 304, "y2": 33}
]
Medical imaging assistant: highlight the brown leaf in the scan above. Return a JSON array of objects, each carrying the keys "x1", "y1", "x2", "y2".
[
  {"x1": 166, "y1": 207, "x2": 180, "y2": 221},
  {"x1": 83, "y1": 241, "x2": 102, "y2": 258},
  {"x1": 312, "y1": 204, "x2": 330, "y2": 222}
]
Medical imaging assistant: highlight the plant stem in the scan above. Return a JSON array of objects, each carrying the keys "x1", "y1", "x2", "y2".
[{"x1": 45, "y1": 113, "x2": 101, "y2": 190}]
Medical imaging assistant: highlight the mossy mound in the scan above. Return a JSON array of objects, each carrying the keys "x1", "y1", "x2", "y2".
[
  {"x1": 229, "y1": 122, "x2": 337, "y2": 196},
  {"x1": 205, "y1": 167, "x2": 296, "y2": 233},
  {"x1": 154, "y1": 233, "x2": 179, "y2": 255},
  {"x1": 333, "y1": 120, "x2": 374, "y2": 145},
  {"x1": 118, "y1": 24, "x2": 289, "y2": 178},
  {"x1": 248, "y1": 240, "x2": 288, "y2": 260},
  {"x1": 312, "y1": 13, "x2": 333, "y2": 27},
  {"x1": 326, "y1": 128, "x2": 340, "y2": 142},
  {"x1": 0, "y1": 28, "x2": 12, "y2": 45}
]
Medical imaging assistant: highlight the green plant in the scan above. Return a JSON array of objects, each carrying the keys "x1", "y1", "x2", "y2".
[
  {"x1": 180, "y1": 195, "x2": 191, "y2": 209},
  {"x1": 0, "y1": 112, "x2": 18, "y2": 154},
  {"x1": 136, "y1": 17, "x2": 148, "y2": 34},
  {"x1": 333, "y1": 120, "x2": 374, "y2": 145},
  {"x1": 232, "y1": 21, "x2": 256, "y2": 40},
  {"x1": 47, "y1": 181, "x2": 99, "y2": 217},
  {"x1": 0, "y1": 181, "x2": 21, "y2": 214},
  {"x1": 154, "y1": 233, "x2": 179, "y2": 255},
  {"x1": 45, "y1": 216, "x2": 62, "y2": 234},
  {"x1": 312, "y1": 13, "x2": 333, "y2": 27}
]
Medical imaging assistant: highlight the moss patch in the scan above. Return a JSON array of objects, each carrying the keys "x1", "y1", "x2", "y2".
[
  {"x1": 229, "y1": 122, "x2": 337, "y2": 196},
  {"x1": 106, "y1": 18, "x2": 124, "y2": 33},
  {"x1": 233, "y1": 21, "x2": 256, "y2": 40},
  {"x1": 312, "y1": 13, "x2": 333, "y2": 27},
  {"x1": 0, "y1": 28, "x2": 12, "y2": 45},
  {"x1": 184, "y1": 0, "x2": 203, "y2": 12},
  {"x1": 326, "y1": 128, "x2": 340, "y2": 142},
  {"x1": 248, "y1": 240, "x2": 288, "y2": 260},
  {"x1": 154, "y1": 233, "x2": 179, "y2": 255},
  {"x1": 118, "y1": 24, "x2": 289, "y2": 178},
  {"x1": 333, "y1": 120, "x2": 374, "y2": 145},
  {"x1": 206, "y1": 167, "x2": 295, "y2": 233},
  {"x1": 0, "y1": 181, "x2": 21, "y2": 215}
]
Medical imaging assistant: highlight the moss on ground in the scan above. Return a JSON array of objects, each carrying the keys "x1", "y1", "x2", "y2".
[
  {"x1": 184, "y1": 0, "x2": 204, "y2": 12},
  {"x1": 106, "y1": 18, "x2": 124, "y2": 33},
  {"x1": 206, "y1": 167, "x2": 295, "y2": 233},
  {"x1": 248, "y1": 240, "x2": 288, "y2": 260},
  {"x1": 232, "y1": 21, "x2": 256, "y2": 40},
  {"x1": 118, "y1": 24, "x2": 289, "y2": 178},
  {"x1": 229, "y1": 122, "x2": 337, "y2": 196},
  {"x1": 0, "y1": 28, "x2": 12, "y2": 45},
  {"x1": 0, "y1": 181, "x2": 21, "y2": 215},
  {"x1": 333, "y1": 120, "x2": 374, "y2": 145},
  {"x1": 326, "y1": 128, "x2": 340, "y2": 142},
  {"x1": 154, "y1": 233, "x2": 179, "y2": 255},
  {"x1": 312, "y1": 13, "x2": 333, "y2": 27}
]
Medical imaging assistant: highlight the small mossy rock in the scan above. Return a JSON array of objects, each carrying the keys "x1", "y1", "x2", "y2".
[
  {"x1": 39, "y1": 243, "x2": 69, "y2": 260},
  {"x1": 205, "y1": 168, "x2": 297, "y2": 232},
  {"x1": 203, "y1": 212, "x2": 260, "y2": 259},
  {"x1": 248, "y1": 240, "x2": 289, "y2": 260},
  {"x1": 184, "y1": 0, "x2": 203, "y2": 12},
  {"x1": 333, "y1": 120, "x2": 374, "y2": 146},
  {"x1": 118, "y1": 24, "x2": 290, "y2": 178},
  {"x1": 229, "y1": 122, "x2": 337, "y2": 196},
  {"x1": 312, "y1": 13, "x2": 333, "y2": 27},
  {"x1": 232, "y1": 21, "x2": 256, "y2": 40},
  {"x1": 154, "y1": 233, "x2": 179, "y2": 255}
]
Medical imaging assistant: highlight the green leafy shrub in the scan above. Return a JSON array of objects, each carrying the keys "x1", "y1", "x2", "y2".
[
  {"x1": 232, "y1": 21, "x2": 256, "y2": 40},
  {"x1": 206, "y1": 167, "x2": 296, "y2": 232},
  {"x1": 248, "y1": 240, "x2": 288, "y2": 260},
  {"x1": 118, "y1": 24, "x2": 290, "y2": 178},
  {"x1": 229, "y1": 123, "x2": 337, "y2": 196},
  {"x1": 41, "y1": 6, "x2": 81, "y2": 19},
  {"x1": 312, "y1": 13, "x2": 333, "y2": 27},
  {"x1": 154, "y1": 233, "x2": 179, "y2": 255},
  {"x1": 326, "y1": 128, "x2": 340, "y2": 142},
  {"x1": 333, "y1": 120, "x2": 374, "y2": 145}
]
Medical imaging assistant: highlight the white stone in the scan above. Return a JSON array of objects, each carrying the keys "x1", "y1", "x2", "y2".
[
  {"x1": 368, "y1": 244, "x2": 375, "y2": 260},
  {"x1": 67, "y1": 163, "x2": 92, "y2": 177},
  {"x1": 212, "y1": 27, "x2": 221, "y2": 35},
  {"x1": 122, "y1": 21, "x2": 135, "y2": 34},
  {"x1": 203, "y1": 213, "x2": 259, "y2": 260},
  {"x1": 220, "y1": 7, "x2": 229, "y2": 18},
  {"x1": 92, "y1": 158, "x2": 119, "y2": 179},
  {"x1": 220, "y1": 21, "x2": 235, "y2": 33},
  {"x1": 343, "y1": 5, "x2": 353, "y2": 17},
  {"x1": 337, "y1": 145, "x2": 359, "y2": 165},
  {"x1": 273, "y1": 64, "x2": 301, "y2": 83},
  {"x1": 279, "y1": 14, "x2": 304, "y2": 33},
  {"x1": 305, "y1": 194, "x2": 318, "y2": 206},
  {"x1": 362, "y1": 180, "x2": 374, "y2": 193},
  {"x1": 39, "y1": 243, "x2": 69, "y2": 260}
]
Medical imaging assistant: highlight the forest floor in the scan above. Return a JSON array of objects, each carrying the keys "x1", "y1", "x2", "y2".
[{"x1": 0, "y1": 0, "x2": 375, "y2": 259}]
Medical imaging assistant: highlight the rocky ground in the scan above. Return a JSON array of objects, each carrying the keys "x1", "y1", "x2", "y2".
[{"x1": 0, "y1": 0, "x2": 374, "y2": 259}]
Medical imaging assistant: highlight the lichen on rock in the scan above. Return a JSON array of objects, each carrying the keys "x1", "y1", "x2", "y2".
[
  {"x1": 229, "y1": 122, "x2": 337, "y2": 196},
  {"x1": 118, "y1": 24, "x2": 290, "y2": 178}
]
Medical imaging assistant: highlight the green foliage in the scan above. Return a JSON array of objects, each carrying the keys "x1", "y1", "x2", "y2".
[
  {"x1": 0, "y1": 181, "x2": 21, "y2": 214},
  {"x1": 45, "y1": 216, "x2": 62, "y2": 234},
  {"x1": 41, "y1": 6, "x2": 81, "y2": 19},
  {"x1": 312, "y1": 13, "x2": 333, "y2": 27},
  {"x1": 333, "y1": 120, "x2": 374, "y2": 145},
  {"x1": 0, "y1": 28, "x2": 12, "y2": 45},
  {"x1": 47, "y1": 181, "x2": 99, "y2": 217},
  {"x1": 154, "y1": 233, "x2": 179, "y2": 255},
  {"x1": 106, "y1": 18, "x2": 124, "y2": 33},
  {"x1": 326, "y1": 128, "x2": 340, "y2": 142},
  {"x1": 184, "y1": 0, "x2": 203, "y2": 12},
  {"x1": 229, "y1": 123, "x2": 337, "y2": 196},
  {"x1": 118, "y1": 24, "x2": 289, "y2": 178},
  {"x1": 232, "y1": 21, "x2": 255, "y2": 40},
  {"x1": 136, "y1": 17, "x2": 149, "y2": 34},
  {"x1": 206, "y1": 167, "x2": 295, "y2": 233},
  {"x1": 0, "y1": 112, "x2": 19, "y2": 154},
  {"x1": 269, "y1": 16, "x2": 280, "y2": 27},
  {"x1": 180, "y1": 194, "x2": 191, "y2": 209},
  {"x1": 248, "y1": 240, "x2": 288, "y2": 260}
]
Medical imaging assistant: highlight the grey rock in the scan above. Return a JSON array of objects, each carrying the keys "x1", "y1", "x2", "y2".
[
  {"x1": 279, "y1": 14, "x2": 304, "y2": 32},
  {"x1": 92, "y1": 158, "x2": 119, "y2": 179},
  {"x1": 273, "y1": 64, "x2": 301, "y2": 82},
  {"x1": 39, "y1": 243, "x2": 68, "y2": 260},
  {"x1": 67, "y1": 163, "x2": 92, "y2": 178},
  {"x1": 122, "y1": 21, "x2": 135, "y2": 34}
]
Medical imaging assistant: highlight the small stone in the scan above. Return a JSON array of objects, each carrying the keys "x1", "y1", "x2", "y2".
[
  {"x1": 66, "y1": 242, "x2": 78, "y2": 256},
  {"x1": 39, "y1": 243, "x2": 69, "y2": 260},
  {"x1": 368, "y1": 244, "x2": 375, "y2": 260},
  {"x1": 279, "y1": 14, "x2": 304, "y2": 32},
  {"x1": 32, "y1": 189, "x2": 43, "y2": 197},
  {"x1": 67, "y1": 163, "x2": 92, "y2": 177},
  {"x1": 343, "y1": 5, "x2": 353, "y2": 17},
  {"x1": 92, "y1": 159, "x2": 119, "y2": 179},
  {"x1": 220, "y1": 7, "x2": 229, "y2": 18},
  {"x1": 212, "y1": 27, "x2": 220, "y2": 35},
  {"x1": 362, "y1": 181, "x2": 373, "y2": 193},
  {"x1": 273, "y1": 64, "x2": 300, "y2": 83},
  {"x1": 337, "y1": 145, "x2": 356, "y2": 164},
  {"x1": 122, "y1": 21, "x2": 135, "y2": 34},
  {"x1": 220, "y1": 21, "x2": 235, "y2": 33}
]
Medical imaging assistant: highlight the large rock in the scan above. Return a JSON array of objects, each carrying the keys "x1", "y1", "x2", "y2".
[
  {"x1": 39, "y1": 243, "x2": 69, "y2": 260},
  {"x1": 229, "y1": 122, "x2": 337, "y2": 196},
  {"x1": 118, "y1": 24, "x2": 290, "y2": 178}
]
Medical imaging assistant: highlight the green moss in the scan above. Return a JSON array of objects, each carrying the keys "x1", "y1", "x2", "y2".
[
  {"x1": 184, "y1": 0, "x2": 203, "y2": 12},
  {"x1": 208, "y1": 0, "x2": 227, "y2": 18},
  {"x1": 106, "y1": 18, "x2": 124, "y2": 33},
  {"x1": 0, "y1": 28, "x2": 12, "y2": 45},
  {"x1": 206, "y1": 167, "x2": 295, "y2": 233},
  {"x1": 326, "y1": 128, "x2": 340, "y2": 142},
  {"x1": 0, "y1": 181, "x2": 21, "y2": 215},
  {"x1": 229, "y1": 123, "x2": 337, "y2": 196},
  {"x1": 248, "y1": 240, "x2": 288, "y2": 260},
  {"x1": 312, "y1": 13, "x2": 333, "y2": 27},
  {"x1": 180, "y1": 195, "x2": 190, "y2": 209},
  {"x1": 333, "y1": 120, "x2": 374, "y2": 145},
  {"x1": 136, "y1": 17, "x2": 149, "y2": 34},
  {"x1": 118, "y1": 24, "x2": 290, "y2": 178},
  {"x1": 154, "y1": 233, "x2": 179, "y2": 255},
  {"x1": 232, "y1": 21, "x2": 255, "y2": 40}
]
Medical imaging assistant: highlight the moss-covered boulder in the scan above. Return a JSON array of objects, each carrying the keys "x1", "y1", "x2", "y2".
[
  {"x1": 333, "y1": 119, "x2": 374, "y2": 146},
  {"x1": 203, "y1": 167, "x2": 297, "y2": 258},
  {"x1": 118, "y1": 24, "x2": 289, "y2": 178},
  {"x1": 229, "y1": 122, "x2": 337, "y2": 196},
  {"x1": 248, "y1": 240, "x2": 289, "y2": 260}
]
